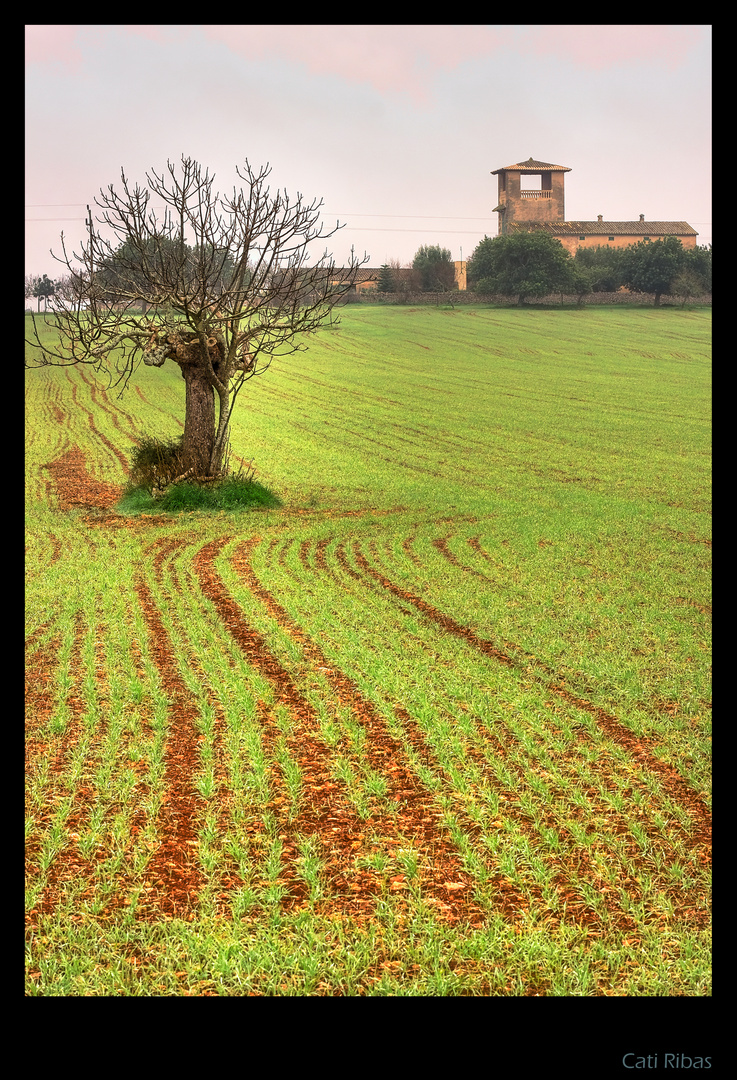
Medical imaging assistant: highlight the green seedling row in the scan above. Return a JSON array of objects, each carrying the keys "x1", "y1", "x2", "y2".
[{"x1": 25, "y1": 307, "x2": 711, "y2": 995}]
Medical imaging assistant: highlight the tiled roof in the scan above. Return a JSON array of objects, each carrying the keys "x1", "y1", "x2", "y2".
[
  {"x1": 492, "y1": 157, "x2": 571, "y2": 174},
  {"x1": 330, "y1": 268, "x2": 380, "y2": 282},
  {"x1": 509, "y1": 220, "x2": 698, "y2": 237}
]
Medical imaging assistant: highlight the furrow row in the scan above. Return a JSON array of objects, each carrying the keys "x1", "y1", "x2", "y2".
[
  {"x1": 148, "y1": 538, "x2": 267, "y2": 914},
  {"x1": 64, "y1": 370, "x2": 130, "y2": 474},
  {"x1": 77, "y1": 368, "x2": 142, "y2": 442},
  {"x1": 134, "y1": 575, "x2": 206, "y2": 918},
  {"x1": 258, "y1": 533, "x2": 709, "y2": 927},
  {"x1": 27, "y1": 610, "x2": 90, "y2": 923},
  {"x1": 363, "y1": 533, "x2": 709, "y2": 863},
  {"x1": 349, "y1": 541, "x2": 711, "y2": 848},
  {"x1": 248, "y1": 536, "x2": 629, "y2": 929},
  {"x1": 194, "y1": 536, "x2": 385, "y2": 922},
  {"x1": 228, "y1": 538, "x2": 494, "y2": 925}
]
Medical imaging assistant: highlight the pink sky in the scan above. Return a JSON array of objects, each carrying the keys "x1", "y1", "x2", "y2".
[{"x1": 25, "y1": 24, "x2": 711, "y2": 276}]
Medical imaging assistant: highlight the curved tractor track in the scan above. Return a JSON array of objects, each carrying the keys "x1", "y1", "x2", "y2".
[
  {"x1": 25, "y1": 310, "x2": 711, "y2": 995},
  {"x1": 256, "y1": 527, "x2": 710, "y2": 933},
  {"x1": 352, "y1": 539, "x2": 711, "y2": 848},
  {"x1": 134, "y1": 574, "x2": 206, "y2": 918},
  {"x1": 194, "y1": 536, "x2": 491, "y2": 926},
  {"x1": 26, "y1": 477, "x2": 710, "y2": 942}
]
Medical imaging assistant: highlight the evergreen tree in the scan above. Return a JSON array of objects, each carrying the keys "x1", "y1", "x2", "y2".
[
  {"x1": 620, "y1": 236, "x2": 686, "y2": 306},
  {"x1": 573, "y1": 245, "x2": 627, "y2": 292},
  {"x1": 32, "y1": 273, "x2": 56, "y2": 312},
  {"x1": 466, "y1": 232, "x2": 574, "y2": 305},
  {"x1": 378, "y1": 264, "x2": 395, "y2": 292},
  {"x1": 412, "y1": 245, "x2": 456, "y2": 292}
]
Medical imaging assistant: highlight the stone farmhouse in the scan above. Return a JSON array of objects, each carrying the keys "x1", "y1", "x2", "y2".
[
  {"x1": 492, "y1": 156, "x2": 698, "y2": 255},
  {"x1": 330, "y1": 156, "x2": 698, "y2": 293}
]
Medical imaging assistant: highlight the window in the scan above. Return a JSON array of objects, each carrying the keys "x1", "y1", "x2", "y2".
[
  {"x1": 579, "y1": 236, "x2": 586, "y2": 241},
  {"x1": 608, "y1": 236, "x2": 614, "y2": 242},
  {"x1": 520, "y1": 173, "x2": 541, "y2": 191}
]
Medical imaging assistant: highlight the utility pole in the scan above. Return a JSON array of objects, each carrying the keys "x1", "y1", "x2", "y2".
[{"x1": 85, "y1": 204, "x2": 94, "y2": 278}]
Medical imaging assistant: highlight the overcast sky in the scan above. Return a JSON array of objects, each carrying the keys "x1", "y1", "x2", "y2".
[{"x1": 25, "y1": 24, "x2": 711, "y2": 279}]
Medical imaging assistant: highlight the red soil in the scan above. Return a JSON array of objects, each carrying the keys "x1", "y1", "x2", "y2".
[{"x1": 42, "y1": 447, "x2": 123, "y2": 510}]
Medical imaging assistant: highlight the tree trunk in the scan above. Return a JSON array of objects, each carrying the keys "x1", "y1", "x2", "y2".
[
  {"x1": 211, "y1": 384, "x2": 232, "y2": 476},
  {"x1": 181, "y1": 367, "x2": 218, "y2": 477}
]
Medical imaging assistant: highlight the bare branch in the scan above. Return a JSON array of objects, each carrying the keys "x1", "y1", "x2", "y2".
[{"x1": 25, "y1": 155, "x2": 370, "y2": 475}]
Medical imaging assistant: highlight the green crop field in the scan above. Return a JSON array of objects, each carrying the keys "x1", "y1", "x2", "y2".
[{"x1": 25, "y1": 305, "x2": 711, "y2": 996}]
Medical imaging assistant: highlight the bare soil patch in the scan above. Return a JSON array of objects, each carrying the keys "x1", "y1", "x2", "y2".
[{"x1": 42, "y1": 448, "x2": 123, "y2": 511}]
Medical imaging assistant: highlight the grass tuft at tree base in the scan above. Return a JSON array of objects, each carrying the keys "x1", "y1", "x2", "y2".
[{"x1": 117, "y1": 475, "x2": 282, "y2": 515}]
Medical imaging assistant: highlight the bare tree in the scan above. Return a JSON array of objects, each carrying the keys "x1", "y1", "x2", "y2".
[
  {"x1": 26, "y1": 273, "x2": 56, "y2": 311},
  {"x1": 389, "y1": 259, "x2": 420, "y2": 302},
  {"x1": 25, "y1": 156, "x2": 368, "y2": 479}
]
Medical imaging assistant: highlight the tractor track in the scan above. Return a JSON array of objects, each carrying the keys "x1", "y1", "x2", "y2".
[
  {"x1": 346, "y1": 542, "x2": 711, "y2": 850},
  {"x1": 77, "y1": 368, "x2": 142, "y2": 443},
  {"x1": 260, "y1": 538, "x2": 603, "y2": 927},
  {"x1": 194, "y1": 536, "x2": 385, "y2": 921},
  {"x1": 64, "y1": 371, "x2": 130, "y2": 474},
  {"x1": 258, "y1": 534, "x2": 708, "y2": 931},
  {"x1": 293, "y1": 532, "x2": 711, "y2": 891},
  {"x1": 26, "y1": 611, "x2": 98, "y2": 924},
  {"x1": 135, "y1": 573, "x2": 206, "y2": 918},
  {"x1": 149, "y1": 538, "x2": 258, "y2": 913},
  {"x1": 229, "y1": 538, "x2": 495, "y2": 925},
  {"x1": 24, "y1": 635, "x2": 62, "y2": 777}
]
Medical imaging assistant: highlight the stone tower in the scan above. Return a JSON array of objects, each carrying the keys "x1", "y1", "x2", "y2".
[{"x1": 492, "y1": 157, "x2": 571, "y2": 235}]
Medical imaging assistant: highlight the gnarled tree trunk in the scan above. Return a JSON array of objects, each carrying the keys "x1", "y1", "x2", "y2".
[
  {"x1": 181, "y1": 366, "x2": 220, "y2": 477},
  {"x1": 145, "y1": 329, "x2": 228, "y2": 479}
]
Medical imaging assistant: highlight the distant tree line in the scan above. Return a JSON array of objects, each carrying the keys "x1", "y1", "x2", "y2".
[
  {"x1": 370, "y1": 234, "x2": 711, "y2": 307},
  {"x1": 25, "y1": 236, "x2": 245, "y2": 314},
  {"x1": 25, "y1": 273, "x2": 57, "y2": 311},
  {"x1": 465, "y1": 233, "x2": 711, "y2": 307},
  {"x1": 27, "y1": 233, "x2": 712, "y2": 313}
]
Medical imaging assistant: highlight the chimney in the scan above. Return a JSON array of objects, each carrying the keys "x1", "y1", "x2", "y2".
[
  {"x1": 597, "y1": 215, "x2": 603, "y2": 222},
  {"x1": 639, "y1": 214, "x2": 645, "y2": 222}
]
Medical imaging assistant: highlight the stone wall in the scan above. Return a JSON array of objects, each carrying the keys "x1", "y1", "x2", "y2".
[{"x1": 352, "y1": 290, "x2": 712, "y2": 307}]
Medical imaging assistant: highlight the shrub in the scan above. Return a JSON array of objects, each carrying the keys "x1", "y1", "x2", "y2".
[
  {"x1": 127, "y1": 434, "x2": 186, "y2": 494},
  {"x1": 155, "y1": 475, "x2": 282, "y2": 512},
  {"x1": 120, "y1": 437, "x2": 282, "y2": 514},
  {"x1": 117, "y1": 472, "x2": 282, "y2": 514}
]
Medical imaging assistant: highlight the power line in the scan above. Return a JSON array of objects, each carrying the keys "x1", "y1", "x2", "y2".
[
  {"x1": 344, "y1": 227, "x2": 490, "y2": 235},
  {"x1": 25, "y1": 219, "x2": 490, "y2": 237},
  {"x1": 326, "y1": 213, "x2": 492, "y2": 221},
  {"x1": 25, "y1": 203, "x2": 711, "y2": 226},
  {"x1": 25, "y1": 207, "x2": 711, "y2": 240},
  {"x1": 26, "y1": 202, "x2": 491, "y2": 218}
]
